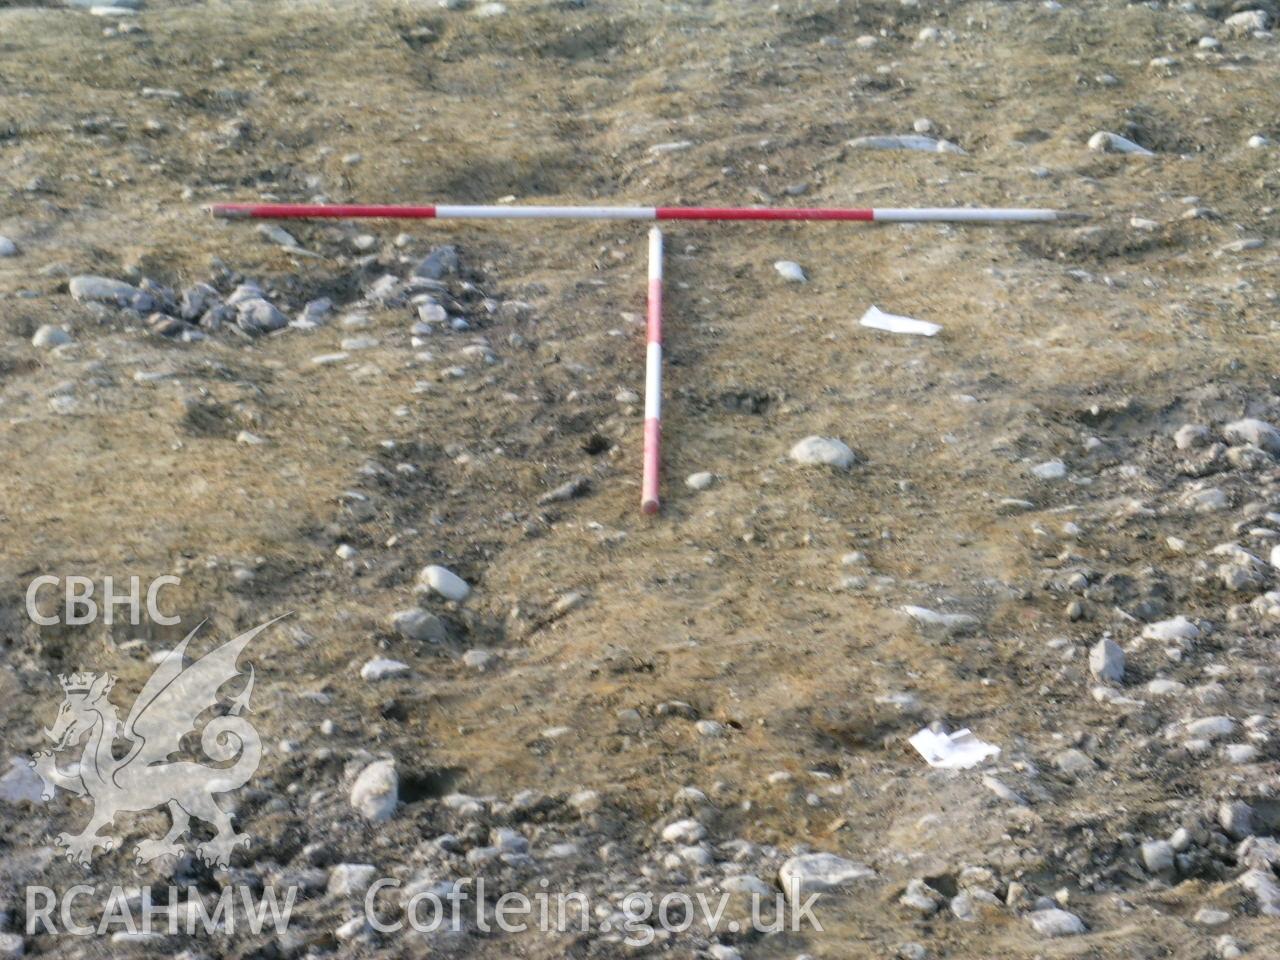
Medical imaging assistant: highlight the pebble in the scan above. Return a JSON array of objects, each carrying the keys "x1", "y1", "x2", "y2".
[
  {"x1": 695, "y1": 719, "x2": 725, "y2": 738},
  {"x1": 1225, "y1": 10, "x2": 1270, "y2": 34},
  {"x1": 414, "y1": 245, "x2": 458, "y2": 280},
  {"x1": 1142, "y1": 839, "x2": 1175, "y2": 874},
  {"x1": 1089, "y1": 637, "x2": 1125, "y2": 683},
  {"x1": 790, "y1": 435, "x2": 856, "y2": 469},
  {"x1": 774, "y1": 260, "x2": 807, "y2": 282},
  {"x1": 335, "y1": 916, "x2": 368, "y2": 942},
  {"x1": 1174, "y1": 424, "x2": 1211, "y2": 450},
  {"x1": 848, "y1": 134, "x2": 965, "y2": 154},
  {"x1": 32, "y1": 325, "x2": 72, "y2": 349},
  {"x1": 0, "y1": 237, "x2": 17, "y2": 257},
  {"x1": 1223, "y1": 418, "x2": 1280, "y2": 455},
  {"x1": 237, "y1": 298, "x2": 288, "y2": 333},
  {"x1": 390, "y1": 609, "x2": 447, "y2": 644},
  {"x1": 686, "y1": 471, "x2": 715, "y2": 490},
  {"x1": 661, "y1": 819, "x2": 707, "y2": 844},
  {"x1": 350, "y1": 759, "x2": 398, "y2": 822},
  {"x1": 1028, "y1": 908, "x2": 1087, "y2": 937},
  {"x1": 1194, "y1": 908, "x2": 1231, "y2": 927},
  {"x1": 899, "y1": 605, "x2": 979, "y2": 636},
  {"x1": 328, "y1": 863, "x2": 378, "y2": 898},
  {"x1": 1087, "y1": 131, "x2": 1154, "y2": 155},
  {"x1": 462, "y1": 649, "x2": 494, "y2": 671},
  {"x1": 1031, "y1": 459, "x2": 1067, "y2": 480},
  {"x1": 1054, "y1": 748, "x2": 1095, "y2": 776},
  {"x1": 360, "y1": 658, "x2": 410, "y2": 681},
  {"x1": 981, "y1": 774, "x2": 1027, "y2": 805},
  {"x1": 1219, "y1": 800, "x2": 1255, "y2": 840},
  {"x1": 1186, "y1": 716, "x2": 1236, "y2": 740},
  {"x1": 295, "y1": 298, "x2": 332, "y2": 328},
  {"x1": 539, "y1": 476, "x2": 590, "y2": 504},
  {"x1": 777, "y1": 853, "x2": 875, "y2": 901},
  {"x1": 0, "y1": 933, "x2": 22, "y2": 959},
  {"x1": 1217, "y1": 239, "x2": 1264, "y2": 255},
  {"x1": 418, "y1": 564, "x2": 471, "y2": 602},
  {"x1": 900, "y1": 878, "x2": 943, "y2": 914},
  {"x1": 568, "y1": 789, "x2": 601, "y2": 814},
  {"x1": 1248, "y1": 135, "x2": 1272, "y2": 149},
  {"x1": 1225, "y1": 743, "x2": 1259, "y2": 764},
  {"x1": 257, "y1": 223, "x2": 299, "y2": 247},
  {"x1": 1142, "y1": 616, "x2": 1199, "y2": 642},
  {"x1": 70, "y1": 274, "x2": 152, "y2": 311},
  {"x1": 719, "y1": 874, "x2": 771, "y2": 897}
]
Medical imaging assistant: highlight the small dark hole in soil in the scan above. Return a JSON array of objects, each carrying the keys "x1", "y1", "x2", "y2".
[
  {"x1": 582, "y1": 433, "x2": 613, "y2": 455},
  {"x1": 401, "y1": 767, "x2": 467, "y2": 803},
  {"x1": 380, "y1": 699, "x2": 409, "y2": 722},
  {"x1": 925, "y1": 873, "x2": 959, "y2": 898}
]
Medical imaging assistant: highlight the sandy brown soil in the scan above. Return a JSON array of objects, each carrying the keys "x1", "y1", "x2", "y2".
[{"x1": 2, "y1": 0, "x2": 1280, "y2": 957}]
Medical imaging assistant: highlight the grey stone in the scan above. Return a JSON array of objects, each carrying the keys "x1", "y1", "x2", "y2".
[
  {"x1": 1219, "y1": 801, "x2": 1255, "y2": 840},
  {"x1": 0, "y1": 237, "x2": 18, "y2": 258},
  {"x1": 418, "y1": 565, "x2": 471, "y2": 602},
  {"x1": 539, "y1": 476, "x2": 590, "y2": 504},
  {"x1": 327, "y1": 863, "x2": 379, "y2": 897},
  {"x1": 1174, "y1": 424, "x2": 1211, "y2": 450},
  {"x1": 1187, "y1": 716, "x2": 1236, "y2": 740},
  {"x1": 1054, "y1": 748, "x2": 1095, "y2": 776},
  {"x1": 31, "y1": 325, "x2": 72, "y2": 349},
  {"x1": 1223, "y1": 418, "x2": 1280, "y2": 456},
  {"x1": 414, "y1": 245, "x2": 459, "y2": 280},
  {"x1": 70, "y1": 275, "x2": 153, "y2": 311},
  {"x1": 350, "y1": 759, "x2": 398, "y2": 822},
  {"x1": 1142, "y1": 839, "x2": 1175, "y2": 874},
  {"x1": 390, "y1": 609, "x2": 447, "y2": 644},
  {"x1": 790, "y1": 436, "x2": 856, "y2": 469},
  {"x1": 360, "y1": 658, "x2": 409, "y2": 681},
  {"x1": 178, "y1": 282, "x2": 221, "y2": 321},
  {"x1": 1028, "y1": 908, "x2": 1086, "y2": 937},
  {"x1": 899, "y1": 878, "x2": 943, "y2": 914},
  {"x1": 236, "y1": 298, "x2": 288, "y2": 333},
  {"x1": 1087, "y1": 131, "x2": 1154, "y2": 155},
  {"x1": 1089, "y1": 637, "x2": 1125, "y2": 683},
  {"x1": 1031, "y1": 459, "x2": 1068, "y2": 480},
  {"x1": 1225, "y1": 10, "x2": 1270, "y2": 34},
  {"x1": 778, "y1": 853, "x2": 875, "y2": 902}
]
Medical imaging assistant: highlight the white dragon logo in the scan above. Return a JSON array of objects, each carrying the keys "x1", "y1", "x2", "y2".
[{"x1": 29, "y1": 620, "x2": 274, "y2": 868}]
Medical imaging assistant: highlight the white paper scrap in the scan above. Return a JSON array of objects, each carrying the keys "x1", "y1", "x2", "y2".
[
  {"x1": 860, "y1": 305, "x2": 942, "y2": 337},
  {"x1": 909, "y1": 727, "x2": 1000, "y2": 769}
]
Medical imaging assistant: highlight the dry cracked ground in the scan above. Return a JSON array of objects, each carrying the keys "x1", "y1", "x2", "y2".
[{"x1": 2, "y1": 0, "x2": 1280, "y2": 958}]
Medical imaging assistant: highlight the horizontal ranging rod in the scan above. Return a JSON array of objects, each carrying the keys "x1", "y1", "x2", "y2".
[{"x1": 209, "y1": 203, "x2": 1067, "y2": 223}]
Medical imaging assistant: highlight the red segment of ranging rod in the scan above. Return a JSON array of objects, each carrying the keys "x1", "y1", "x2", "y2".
[
  {"x1": 209, "y1": 203, "x2": 1066, "y2": 223},
  {"x1": 642, "y1": 227, "x2": 664, "y2": 516}
]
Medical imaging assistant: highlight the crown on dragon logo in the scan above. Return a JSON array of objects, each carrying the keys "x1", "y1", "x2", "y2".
[{"x1": 58, "y1": 672, "x2": 101, "y2": 693}]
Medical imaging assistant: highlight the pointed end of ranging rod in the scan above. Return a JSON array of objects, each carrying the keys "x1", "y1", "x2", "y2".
[{"x1": 207, "y1": 204, "x2": 251, "y2": 219}]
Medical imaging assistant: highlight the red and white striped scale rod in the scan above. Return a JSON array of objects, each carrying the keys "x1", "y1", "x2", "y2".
[
  {"x1": 210, "y1": 200, "x2": 1074, "y2": 514},
  {"x1": 209, "y1": 203, "x2": 1068, "y2": 223},
  {"x1": 642, "y1": 228, "x2": 664, "y2": 515}
]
